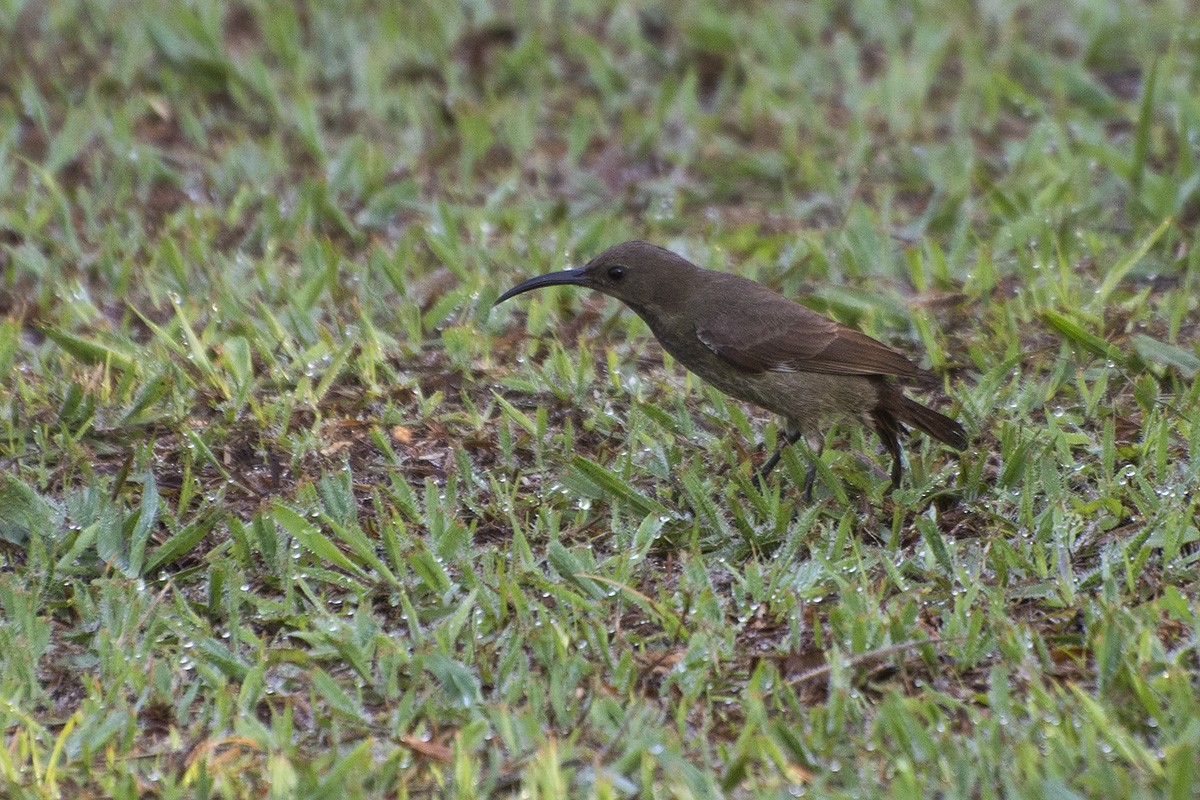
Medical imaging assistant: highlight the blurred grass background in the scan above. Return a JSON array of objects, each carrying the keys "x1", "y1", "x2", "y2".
[{"x1": 2, "y1": 0, "x2": 1199, "y2": 797}]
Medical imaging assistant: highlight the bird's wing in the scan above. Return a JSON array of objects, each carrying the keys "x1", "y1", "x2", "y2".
[{"x1": 694, "y1": 296, "x2": 922, "y2": 377}]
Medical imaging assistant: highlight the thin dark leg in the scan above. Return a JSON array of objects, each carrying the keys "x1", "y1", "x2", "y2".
[
  {"x1": 802, "y1": 461, "x2": 817, "y2": 502},
  {"x1": 754, "y1": 429, "x2": 822, "y2": 501},
  {"x1": 871, "y1": 409, "x2": 906, "y2": 493},
  {"x1": 755, "y1": 429, "x2": 804, "y2": 482}
]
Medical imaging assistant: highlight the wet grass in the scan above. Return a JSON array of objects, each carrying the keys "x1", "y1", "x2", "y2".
[{"x1": 2, "y1": 0, "x2": 1199, "y2": 797}]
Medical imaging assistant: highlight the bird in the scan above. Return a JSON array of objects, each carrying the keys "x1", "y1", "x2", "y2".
[{"x1": 494, "y1": 240, "x2": 967, "y2": 498}]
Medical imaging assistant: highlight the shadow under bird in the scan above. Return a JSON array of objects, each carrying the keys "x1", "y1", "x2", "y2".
[{"x1": 495, "y1": 241, "x2": 968, "y2": 497}]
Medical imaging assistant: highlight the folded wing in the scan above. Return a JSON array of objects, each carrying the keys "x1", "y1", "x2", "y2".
[{"x1": 695, "y1": 298, "x2": 921, "y2": 378}]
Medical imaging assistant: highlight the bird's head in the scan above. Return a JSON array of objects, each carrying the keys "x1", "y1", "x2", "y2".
[{"x1": 494, "y1": 240, "x2": 701, "y2": 312}]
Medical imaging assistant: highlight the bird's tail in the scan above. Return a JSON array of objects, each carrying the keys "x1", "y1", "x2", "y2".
[
  {"x1": 870, "y1": 385, "x2": 967, "y2": 487},
  {"x1": 888, "y1": 392, "x2": 968, "y2": 451}
]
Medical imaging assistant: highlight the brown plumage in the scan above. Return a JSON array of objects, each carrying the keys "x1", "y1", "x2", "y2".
[{"x1": 495, "y1": 240, "x2": 967, "y2": 496}]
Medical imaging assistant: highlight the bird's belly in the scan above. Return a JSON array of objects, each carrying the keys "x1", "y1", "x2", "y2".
[
  {"x1": 644, "y1": 317, "x2": 879, "y2": 433},
  {"x1": 672, "y1": 349, "x2": 878, "y2": 434}
]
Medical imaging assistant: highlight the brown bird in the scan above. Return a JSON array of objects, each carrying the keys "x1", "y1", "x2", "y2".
[{"x1": 495, "y1": 241, "x2": 967, "y2": 497}]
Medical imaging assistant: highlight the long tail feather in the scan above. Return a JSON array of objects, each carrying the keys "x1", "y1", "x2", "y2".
[{"x1": 891, "y1": 393, "x2": 968, "y2": 450}]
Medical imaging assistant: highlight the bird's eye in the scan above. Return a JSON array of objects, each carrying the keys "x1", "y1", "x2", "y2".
[{"x1": 607, "y1": 265, "x2": 626, "y2": 281}]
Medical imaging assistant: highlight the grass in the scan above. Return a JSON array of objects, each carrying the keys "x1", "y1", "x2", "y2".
[{"x1": 2, "y1": 0, "x2": 1199, "y2": 796}]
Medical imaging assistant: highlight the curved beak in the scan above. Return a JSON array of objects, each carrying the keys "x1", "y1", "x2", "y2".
[{"x1": 494, "y1": 267, "x2": 589, "y2": 306}]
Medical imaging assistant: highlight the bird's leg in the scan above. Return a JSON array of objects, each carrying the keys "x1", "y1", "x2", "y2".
[
  {"x1": 754, "y1": 425, "x2": 822, "y2": 501},
  {"x1": 799, "y1": 434, "x2": 823, "y2": 502},
  {"x1": 755, "y1": 428, "x2": 803, "y2": 483},
  {"x1": 802, "y1": 457, "x2": 818, "y2": 502}
]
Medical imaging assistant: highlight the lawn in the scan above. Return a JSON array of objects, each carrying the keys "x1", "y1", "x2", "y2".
[{"x1": 2, "y1": 0, "x2": 1199, "y2": 797}]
